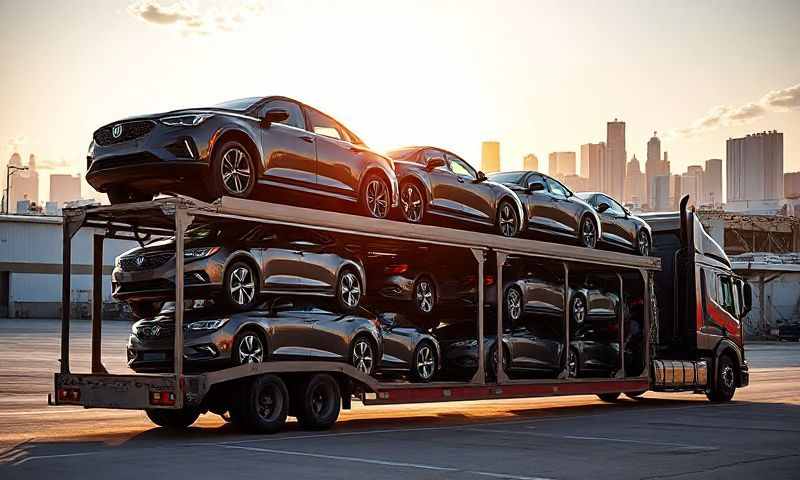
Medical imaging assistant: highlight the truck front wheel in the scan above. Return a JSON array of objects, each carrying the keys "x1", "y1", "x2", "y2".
[
  {"x1": 707, "y1": 355, "x2": 737, "y2": 402},
  {"x1": 145, "y1": 407, "x2": 200, "y2": 429}
]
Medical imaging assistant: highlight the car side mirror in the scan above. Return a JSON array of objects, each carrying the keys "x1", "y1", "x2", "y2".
[
  {"x1": 425, "y1": 157, "x2": 446, "y2": 171},
  {"x1": 742, "y1": 282, "x2": 753, "y2": 317},
  {"x1": 475, "y1": 171, "x2": 488, "y2": 183},
  {"x1": 261, "y1": 108, "x2": 290, "y2": 127},
  {"x1": 527, "y1": 181, "x2": 545, "y2": 193},
  {"x1": 596, "y1": 202, "x2": 610, "y2": 213},
  {"x1": 378, "y1": 313, "x2": 397, "y2": 328}
]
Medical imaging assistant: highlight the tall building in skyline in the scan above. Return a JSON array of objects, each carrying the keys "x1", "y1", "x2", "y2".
[
  {"x1": 481, "y1": 141, "x2": 501, "y2": 173},
  {"x1": 703, "y1": 159, "x2": 723, "y2": 207},
  {"x1": 624, "y1": 154, "x2": 646, "y2": 206},
  {"x1": 523, "y1": 153, "x2": 539, "y2": 171},
  {"x1": 645, "y1": 131, "x2": 661, "y2": 206},
  {"x1": 605, "y1": 119, "x2": 626, "y2": 200},
  {"x1": 681, "y1": 165, "x2": 705, "y2": 207},
  {"x1": 653, "y1": 175, "x2": 670, "y2": 212},
  {"x1": 727, "y1": 131, "x2": 784, "y2": 204},
  {"x1": 785, "y1": 172, "x2": 800, "y2": 199},
  {"x1": 548, "y1": 151, "x2": 576, "y2": 177},
  {"x1": 8, "y1": 153, "x2": 39, "y2": 212},
  {"x1": 49, "y1": 174, "x2": 82, "y2": 206},
  {"x1": 580, "y1": 142, "x2": 605, "y2": 191}
]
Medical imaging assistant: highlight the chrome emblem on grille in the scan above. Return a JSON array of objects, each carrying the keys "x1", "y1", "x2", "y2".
[
  {"x1": 135, "y1": 255, "x2": 145, "y2": 267},
  {"x1": 142, "y1": 325, "x2": 161, "y2": 336},
  {"x1": 112, "y1": 124, "x2": 122, "y2": 138}
]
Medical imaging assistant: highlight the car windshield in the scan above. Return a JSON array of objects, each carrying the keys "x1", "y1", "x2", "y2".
[
  {"x1": 385, "y1": 147, "x2": 420, "y2": 160},
  {"x1": 212, "y1": 97, "x2": 262, "y2": 111},
  {"x1": 487, "y1": 171, "x2": 526, "y2": 185}
]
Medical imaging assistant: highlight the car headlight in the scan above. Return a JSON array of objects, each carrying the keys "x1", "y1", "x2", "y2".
[
  {"x1": 186, "y1": 319, "x2": 228, "y2": 331},
  {"x1": 159, "y1": 113, "x2": 214, "y2": 127},
  {"x1": 184, "y1": 247, "x2": 220, "y2": 259},
  {"x1": 451, "y1": 339, "x2": 478, "y2": 348},
  {"x1": 87, "y1": 140, "x2": 96, "y2": 158}
]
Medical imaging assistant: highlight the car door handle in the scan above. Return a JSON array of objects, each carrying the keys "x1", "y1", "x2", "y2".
[
  {"x1": 457, "y1": 177, "x2": 464, "y2": 183},
  {"x1": 300, "y1": 136, "x2": 314, "y2": 143}
]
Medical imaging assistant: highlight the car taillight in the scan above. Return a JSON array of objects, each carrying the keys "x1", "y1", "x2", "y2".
[
  {"x1": 57, "y1": 387, "x2": 81, "y2": 403},
  {"x1": 149, "y1": 390, "x2": 177, "y2": 406},
  {"x1": 384, "y1": 264, "x2": 409, "y2": 275},
  {"x1": 484, "y1": 275, "x2": 495, "y2": 286}
]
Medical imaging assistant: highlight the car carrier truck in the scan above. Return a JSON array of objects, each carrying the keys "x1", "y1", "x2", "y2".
[{"x1": 49, "y1": 195, "x2": 750, "y2": 433}]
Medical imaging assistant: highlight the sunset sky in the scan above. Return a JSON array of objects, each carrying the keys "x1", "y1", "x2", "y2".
[{"x1": 0, "y1": 0, "x2": 798, "y2": 201}]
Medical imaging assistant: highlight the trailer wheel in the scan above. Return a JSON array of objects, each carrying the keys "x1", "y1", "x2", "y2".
[
  {"x1": 597, "y1": 392, "x2": 621, "y2": 402},
  {"x1": 706, "y1": 355, "x2": 737, "y2": 402},
  {"x1": 231, "y1": 374, "x2": 289, "y2": 434},
  {"x1": 145, "y1": 407, "x2": 200, "y2": 429},
  {"x1": 296, "y1": 374, "x2": 341, "y2": 430}
]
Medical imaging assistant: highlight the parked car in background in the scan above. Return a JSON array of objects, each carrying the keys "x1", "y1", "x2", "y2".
[
  {"x1": 127, "y1": 302, "x2": 382, "y2": 375},
  {"x1": 488, "y1": 171, "x2": 601, "y2": 248},
  {"x1": 576, "y1": 192, "x2": 652, "y2": 256},
  {"x1": 776, "y1": 320, "x2": 800, "y2": 341},
  {"x1": 377, "y1": 313, "x2": 441, "y2": 382},
  {"x1": 112, "y1": 223, "x2": 366, "y2": 316},
  {"x1": 87, "y1": 96, "x2": 398, "y2": 218},
  {"x1": 385, "y1": 146, "x2": 525, "y2": 237}
]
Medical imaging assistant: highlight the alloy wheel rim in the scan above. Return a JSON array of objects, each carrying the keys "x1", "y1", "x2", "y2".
[
  {"x1": 238, "y1": 334, "x2": 264, "y2": 364},
  {"x1": 230, "y1": 266, "x2": 255, "y2": 306},
  {"x1": 721, "y1": 365, "x2": 735, "y2": 389},
  {"x1": 416, "y1": 345, "x2": 435, "y2": 380},
  {"x1": 400, "y1": 184, "x2": 423, "y2": 222},
  {"x1": 221, "y1": 148, "x2": 251, "y2": 194},
  {"x1": 582, "y1": 219, "x2": 596, "y2": 248},
  {"x1": 416, "y1": 280, "x2": 434, "y2": 313},
  {"x1": 340, "y1": 272, "x2": 361, "y2": 308},
  {"x1": 573, "y1": 297, "x2": 585, "y2": 324},
  {"x1": 366, "y1": 179, "x2": 388, "y2": 218},
  {"x1": 568, "y1": 350, "x2": 577, "y2": 377},
  {"x1": 638, "y1": 231, "x2": 650, "y2": 256},
  {"x1": 498, "y1": 204, "x2": 517, "y2": 237},
  {"x1": 507, "y1": 288, "x2": 522, "y2": 320},
  {"x1": 353, "y1": 339, "x2": 373, "y2": 374},
  {"x1": 256, "y1": 384, "x2": 279, "y2": 420}
]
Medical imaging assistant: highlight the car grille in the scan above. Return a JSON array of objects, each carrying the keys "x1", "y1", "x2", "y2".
[
  {"x1": 119, "y1": 252, "x2": 174, "y2": 272},
  {"x1": 94, "y1": 120, "x2": 155, "y2": 146},
  {"x1": 116, "y1": 278, "x2": 173, "y2": 293}
]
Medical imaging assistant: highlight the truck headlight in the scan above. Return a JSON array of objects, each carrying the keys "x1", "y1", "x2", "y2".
[
  {"x1": 186, "y1": 319, "x2": 228, "y2": 331},
  {"x1": 184, "y1": 247, "x2": 220, "y2": 259},
  {"x1": 160, "y1": 113, "x2": 214, "y2": 126}
]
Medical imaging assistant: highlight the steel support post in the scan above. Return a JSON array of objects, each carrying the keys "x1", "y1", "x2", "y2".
[
  {"x1": 91, "y1": 234, "x2": 107, "y2": 374},
  {"x1": 470, "y1": 248, "x2": 486, "y2": 385},
  {"x1": 173, "y1": 205, "x2": 193, "y2": 409},
  {"x1": 559, "y1": 262, "x2": 570, "y2": 379},
  {"x1": 616, "y1": 273, "x2": 625, "y2": 379},
  {"x1": 495, "y1": 251, "x2": 510, "y2": 384},
  {"x1": 642, "y1": 268, "x2": 651, "y2": 379},
  {"x1": 60, "y1": 218, "x2": 72, "y2": 374}
]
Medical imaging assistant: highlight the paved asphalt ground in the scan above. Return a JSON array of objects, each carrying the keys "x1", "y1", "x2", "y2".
[{"x1": 1, "y1": 319, "x2": 799, "y2": 479}]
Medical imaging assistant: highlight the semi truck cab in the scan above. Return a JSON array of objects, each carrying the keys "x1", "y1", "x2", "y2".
[{"x1": 644, "y1": 196, "x2": 751, "y2": 401}]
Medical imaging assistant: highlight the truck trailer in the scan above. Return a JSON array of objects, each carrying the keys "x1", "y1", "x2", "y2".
[{"x1": 50, "y1": 195, "x2": 750, "y2": 433}]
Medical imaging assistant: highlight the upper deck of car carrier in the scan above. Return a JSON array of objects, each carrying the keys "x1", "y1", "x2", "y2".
[{"x1": 53, "y1": 195, "x2": 660, "y2": 415}]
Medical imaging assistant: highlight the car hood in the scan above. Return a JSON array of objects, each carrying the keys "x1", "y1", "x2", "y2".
[
  {"x1": 99, "y1": 107, "x2": 254, "y2": 126},
  {"x1": 117, "y1": 236, "x2": 212, "y2": 258}
]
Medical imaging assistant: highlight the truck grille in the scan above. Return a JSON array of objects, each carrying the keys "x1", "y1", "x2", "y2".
[
  {"x1": 93, "y1": 120, "x2": 155, "y2": 146},
  {"x1": 119, "y1": 252, "x2": 174, "y2": 272}
]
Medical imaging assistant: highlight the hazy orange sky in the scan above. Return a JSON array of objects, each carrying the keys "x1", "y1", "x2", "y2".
[{"x1": 0, "y1": 0, "x2": 798, "y2": 201}]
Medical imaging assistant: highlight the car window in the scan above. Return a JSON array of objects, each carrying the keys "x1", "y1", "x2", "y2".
[
  {"x1": 447, "y1": 154, "x2": 477, "y2": 180},
  {"x1": 258, "y1": 100, "x2": 305, "y2": 129},
  {"x1": 488, "y1": 171, "x2": 526, "y2": 185},
  {"x1": 600, "y1": 195, "x2": 625, "y2": 216},
  {"x1": 307, "y1": 108, "x2": 344, "y2": 140},
  {"x1": 546, "y1": 178, "x2": 568, "y2": 197}
]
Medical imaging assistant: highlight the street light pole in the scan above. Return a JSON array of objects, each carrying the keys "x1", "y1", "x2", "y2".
[{"x1": 4, "y1": 165, "x2": 29, "y2": 214}]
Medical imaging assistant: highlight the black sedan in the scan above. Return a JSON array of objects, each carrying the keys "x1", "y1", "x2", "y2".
[
  {"x1": 576, "y1": 192, "x2": 653, "y2": 256},
  {"x1": 127, "y1": 302, "x2": 383, "y2": 375},
  {"x1": 488, "y1": 171, "x2": 601, "y2": 248},
  {"x1": 113, "y1": 223, "x2": 366, "y2": 316},
  {"x1": 386, "y1": 146, "x2": 525, "y2": 237},
  {"x1": 87, "y1": 96, "x2": 398, "y2": 219}
]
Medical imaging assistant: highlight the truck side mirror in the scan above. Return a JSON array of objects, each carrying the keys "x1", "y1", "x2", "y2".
[
  {"x1": 261, "y1": 108, "x2": 290, "y2": 127},
  {"x1": 742, "y1": 282, "x2": 753, "y2": 317}
]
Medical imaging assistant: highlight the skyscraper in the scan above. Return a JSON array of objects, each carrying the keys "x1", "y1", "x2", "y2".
[
  {"x1": 548, "y1": 151, "x2": 576, "y2": 177},
  {"x1": 580, "y1": 142, "x2": 605, "y2": 191},
  {"x1": 681, "y1": 165, "x2": 705, "y2": 207},
  {"x1": 523, "y1": 153, "x2": 539, "y2": 171},
  {"x1": 9, "y1": 154, "x2": 39, "y2": 212},
  {"x1": 481, "y1": 141, "x2": 501, "y2": 173},
  {"x1": 653, "y1": 175, "x2": 671, "y2": 212},
  {"x1": 703, "y1": 159, "x2": 723, "y2": 207},
  {"x1": 606, "y1": 119, "x2": 626, "y2": 200},
  {"x1": 727, "y1": 131, "x2": 784, "y2": 202},
  {"x1": 624, "y1": 155, "x2": 646, "y2": 206},
  {"x1": 49, "y1": 174, "x2": 82, "y2": 206},
  {"x1": 645, "y1": 131, "x2": 661, "y2": 207}
]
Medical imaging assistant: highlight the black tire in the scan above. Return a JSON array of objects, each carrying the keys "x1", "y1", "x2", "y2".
[
  {"x1": 488, "y1": 343, "x2": 511, "y2": 380},
  {"x1": 145, "y1": 407, "x2": 200, "y2": 429},
  {"x1": 361, "y1": 172, "x2": 390, "y2": 219},
  {"x1": 567, "y1": 347, "x2": 580, "y2": 378},
  {"x1": 411, "y1": 341, "x2": 438, "y2": 383},
  {"x1": 222, "y1": 260, "x2": 259, "y2": 311},
  {"x1": 229, "y1": 374, "x2": 289, "y2": 434},
  {"x1": 336, "y1": 268, "x2": 363, "y2": 312},
  {"x1": 706, "y1": 355, "x2": 737, "y2": 402},
  {"x1": 637, "y1": 229, "x2": 651, "y2": 256},
  {"x1": 496, "y1": 200, "x2": 520, "y2": 237},
  {"x1": 504, "y1": 285, "x2": 523, "y2": 322},
  {"x1": 209, "y1": 140, "x2": 256, "y2": 200},
  {"x1": 570, "y1": 294, "x2": 587, "y2": 325},
  {"x1": 597, "y1": 392, "x2": 621, "y2": 402},
  {"x1": 128, "y1": 301, "x2": 162, "y2": 319},
  {"x1": 231, "y1": 329, "x2": 266, "y2": 366},
  {"x1": 625, "y1": 391, "x2": 646, "y2": 399},
  {"x1": 350, "y1": 335, "x2": 377, "y2": 376},
  {"x1": 399, "y1": 181, "x2": 425, "y2": 223},
  {"x1": 578, "y1": 215, "x2": 598, "y2": 249},
  {"x1": 413, "y1": 276, "x2": 436, "y2": 315},
  {"x1": 107, "y1": 189, "x2": 153, "y2": 205},
  {"x1": 295, "y1": 374, "x2": 341, "y2": 430}
]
